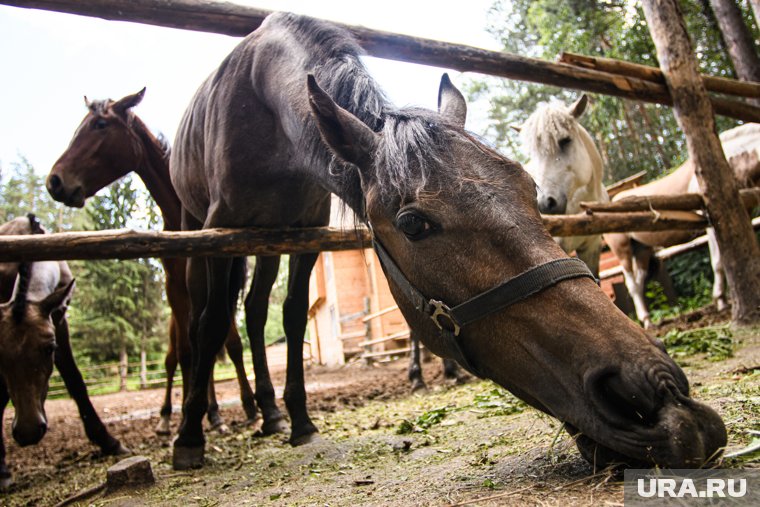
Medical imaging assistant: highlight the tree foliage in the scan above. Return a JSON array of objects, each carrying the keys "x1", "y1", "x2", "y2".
[
  {"x1": 471, "y1": 0, "x2": 758, "y2": 184},
  {"x1": 0, "y1": 157, "x2": 167, "y2": 364}
]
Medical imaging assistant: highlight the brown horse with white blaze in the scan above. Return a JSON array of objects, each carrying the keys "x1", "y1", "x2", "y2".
[
  {"x1": 46, "y1": 91, "x2": 259, "y2": 434},
  {"x1": 0, "y1": 215, "x2": 127, "y2": 489},
  {"x1": 168, "y1": 12, "x2": 726, "y2": 471}
]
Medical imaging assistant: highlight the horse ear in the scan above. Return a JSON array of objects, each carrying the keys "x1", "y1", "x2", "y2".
[
  {"x1": 39, "y1": 279, "x2": 75, "y2": 319},
  {"x1": 84, "y1": 96, "x2": 96, "y2": 112},
  {"x1": 113, "y1": 87, "x2": 147, "y2": 117},
  {"x1": 438, "y1": 73, "x2": 467, "y2": 128},
  {"x1": 569, "y1": 94, "x2": 588, "y2": 118},
  {"x1": 307, "y1": 75, "x2": 379, "y2": 170}
]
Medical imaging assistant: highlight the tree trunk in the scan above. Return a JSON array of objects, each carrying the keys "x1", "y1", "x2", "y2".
[
  {"x1": 643, "y1": 0, "x2": 760, "y2": 326},
  {"x1": 636, "y1": 103, "x2": 670, "y2": 170},
  {"x1": 700, "y1": 0, "x2": 736, "y2": 77},
  {"x1": 750, "y1": 0, "x2": 760, "y2": 29},
  {"x1": 709, "y1": 0, "x2": 760, "y2": 106}
]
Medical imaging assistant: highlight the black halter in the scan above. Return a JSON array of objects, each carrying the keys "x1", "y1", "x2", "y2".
[{"x1": 371, "y1": 236, "x2": 597, "y2": 377}]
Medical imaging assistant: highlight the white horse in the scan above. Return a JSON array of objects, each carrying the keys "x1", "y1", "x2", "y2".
[
  {"x1": 605, "y1": 123, "x2": 760, "y2": 328},
  {"x1": 519, "y1": 94, "x2": 609, "y2": 276}
]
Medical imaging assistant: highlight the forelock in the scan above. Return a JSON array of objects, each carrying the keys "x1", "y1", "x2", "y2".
[
  {"x1": 372, "y1": 108, "x2": 452, "y2": 202},
  {"x1": 520, "y1": 101, "x2": 577, "y2": 158}
]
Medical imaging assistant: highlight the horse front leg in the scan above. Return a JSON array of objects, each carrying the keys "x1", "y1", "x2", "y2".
[
  {"x1": 706, "y1": 228, "x2": 729, "y2": 311},
  {"x1": 283, "y1": 253, "x2": 320, "y2": 446},
  {"x1": 245, "y1": 255, "x2": 287, "y2": 435},
  {"x1": 173, "y1": 256, "x2": 242, "y2": 470},
  {"x1": 0, "y1": 378, "x2": 11, "y2": 489},
  {"x1": 53, "y1": 316, "x2": 129, "y2": 455},
  {"x1": 408, "y1": 332, "x2": 426, "y2": 391}
]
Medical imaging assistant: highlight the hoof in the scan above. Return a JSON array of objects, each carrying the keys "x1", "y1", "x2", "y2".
[
  {"x1": 104, "y1": 441, "x2": 131, "y2": 457},
  {"x1": 410, "y1": 380, "x2": 427, "y2": 392},
  {"x1": 261, "y1": 417, "x2": 289, "y2": 436},
  {"x1": 290, "y1": 430, "x2": 321, "y2": 447},
  {"x1": 716, "y1": 298, "x2": 728, "y2": 312},
  {"x1": 245, "y1": 417, "x2": 265, "y2": 436},
  {"x1": 214, "y1": 423, "x2": 230, "y2": 434},
  {"x1": 113, "y1": 443, "x2": 132, "y2": 456},
  {"x1": 173, "y1": 445, "x2": 205, "y2": 470},
  {"x1": 643, "y1": 318, "x2": 653, "y2": 330},
  {"x1": 155, "y1": 419, "x2": 172, "y2": 436}
]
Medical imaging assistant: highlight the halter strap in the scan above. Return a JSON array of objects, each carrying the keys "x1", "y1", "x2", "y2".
[{"x1": 372, "y1": 237, "x2": 596, "y2": 377}]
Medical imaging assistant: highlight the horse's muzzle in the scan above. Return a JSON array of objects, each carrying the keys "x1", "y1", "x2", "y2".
[
  {"x1": 581, "y1": 365, "x2": 726, "y2": 468},
  {"x1": 12, "y1": 418, "x2": 47, "y2": 447},
  {"x1": 537, "y1": 193, "x2": 567, "y2": 215},
  {"x1": 46, "y1": 174, "x2": 85, "y2": 208}
]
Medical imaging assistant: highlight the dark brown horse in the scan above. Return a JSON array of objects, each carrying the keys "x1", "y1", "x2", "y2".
[
  {"x1": 169, "y1": 12, "x2": 725, "y2": 471},
  {"x1": 46, "y1": 92, "x2": 259, "y2": 434},
  {"x1": 0, "y1": 215, "x2": 127, "y2": 489}
]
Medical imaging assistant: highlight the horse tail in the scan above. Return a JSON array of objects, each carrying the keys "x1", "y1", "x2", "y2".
[{"x1": 11, "y1": 262, "x2": 32, "y2": 324}]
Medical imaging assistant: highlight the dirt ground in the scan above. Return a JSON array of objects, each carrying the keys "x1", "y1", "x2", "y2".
[{"x1": 2, "y1": 306, "x2": 759, "y2": 506}]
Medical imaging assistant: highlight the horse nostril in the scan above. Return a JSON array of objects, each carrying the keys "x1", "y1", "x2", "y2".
[
  {"x1": 588, "y1": 368, "x2": 660, "y2": 427},
  {"x1": 546, "y1": 196, "x2": 557, "y2": 209},
  {"x1": 48, "y1": 174, "x2": 62, "y2": 191},
  {"x1": 39, "y1": 421, "x2": 48, "y2": 437}
]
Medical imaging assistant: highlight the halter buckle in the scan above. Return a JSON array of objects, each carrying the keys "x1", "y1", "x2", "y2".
[{"x1": 429, "y1": 300, "x2": 461, "y2": 336}]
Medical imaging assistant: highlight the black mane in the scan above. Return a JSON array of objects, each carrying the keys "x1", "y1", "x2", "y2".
[{"x1": 272, "y1": 13, "x2": 456, "y2": 216}]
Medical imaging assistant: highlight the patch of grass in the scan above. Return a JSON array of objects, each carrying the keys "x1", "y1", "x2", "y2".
[
  {"x1": 397, "y1": 406, "x2": 451, "y2": 434},
  {"x1": 662, "y1": 325, "x2": 734, "y2": 361},
  {"x1": 472, "y1": 387, "x2": 526, "y2": 418}
]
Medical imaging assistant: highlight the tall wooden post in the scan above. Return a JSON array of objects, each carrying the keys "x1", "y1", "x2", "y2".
[{"x1": 642, "y1": 0, "x2": 760, "y2": 326}]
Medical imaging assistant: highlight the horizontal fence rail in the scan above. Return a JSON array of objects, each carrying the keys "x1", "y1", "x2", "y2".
[
  {"x1": 3, "y1": 0, "x2": 760, "y2": 121},
  {"x1": 0, "y1": 210, "x2": 710, "y2": 262}
]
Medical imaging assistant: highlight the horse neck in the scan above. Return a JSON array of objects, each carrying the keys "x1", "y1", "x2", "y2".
[
  {"x1": 577, "y1": 126, "x2": 607, "y2": 202},
  {"x1": 129, "y1": 116, "x2": 182, "y2": 230}
]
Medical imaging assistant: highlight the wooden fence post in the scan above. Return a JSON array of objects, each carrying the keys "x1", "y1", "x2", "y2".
[{"x1": 642, "y1": 0, "x2": 760, "y2": 326}]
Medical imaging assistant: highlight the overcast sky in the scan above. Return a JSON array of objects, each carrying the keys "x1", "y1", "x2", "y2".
[{"x1": 0, "y1": 0, "x2": 501, "y2": 175}]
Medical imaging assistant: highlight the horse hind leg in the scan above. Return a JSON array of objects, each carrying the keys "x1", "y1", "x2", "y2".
[
  {"x1": 156, "y1": 317, "x2": 179, "y2": 436},
  {"x1": 224, "y1": 322, "x2": 259, "y2": 426},
  {"x1": 707, "y1": 228, "x2": 729, "y2": 311},
  {"x1": 283, "y1": 253, "x2": 320, "y2": 446},
  {"x1": 408, "y1": 332, "x2": 427, "y2": 392},
  {"x1": 245, "y1": 255, "x2": 288, "y2": 436},
  {"x1": 626, "y1": 244, "x2": 654, "y2": 329},
  {"x1": 206, "y1": 365, "x2": 229, "y2": 433}
]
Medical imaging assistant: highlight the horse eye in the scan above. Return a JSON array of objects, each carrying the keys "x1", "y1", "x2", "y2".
[
  {"x1": 43, "y1": 343, "x2": 57, "y2": 356},
  {"x1": 93, "y1": 118, "x2": 108, "y2": 130},
  {"x1": 558, "y1": 137, "x2": 572, "y2": 150},
  {"x1": 396, "y1": 212, "x2": 433, "y2": 240}
]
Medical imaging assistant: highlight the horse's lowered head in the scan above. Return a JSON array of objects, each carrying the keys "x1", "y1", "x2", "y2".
[
  {"x1": 0, "y1": 264, "x2": 74, "y2": 446},
  {"x1": 520, "y1": 95, "x2": 606, "y2": 215},
  {"x1": 47, "y1": 88, "x2": 148, "y2": 208},
  {"x1": 307, "y1": 74, "x2": 726, "y2": 469}
]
